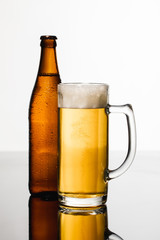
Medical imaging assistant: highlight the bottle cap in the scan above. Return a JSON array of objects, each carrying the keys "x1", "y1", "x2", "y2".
[{"x1": 40, "y1": 35, "x2": 57, "y2": 40}]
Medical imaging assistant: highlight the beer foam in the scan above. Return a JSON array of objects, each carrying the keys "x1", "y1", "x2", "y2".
[{"x1": 58, "y1": 83, "x2": 109, "y2": 108}]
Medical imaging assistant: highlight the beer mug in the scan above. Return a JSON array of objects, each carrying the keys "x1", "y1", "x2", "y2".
[
  {"x1": 59, "y1": 205, "x2": 123, "y2": 240},
  {"x1": 58, "y1": 83, "x2": 136, "y2": 207}
]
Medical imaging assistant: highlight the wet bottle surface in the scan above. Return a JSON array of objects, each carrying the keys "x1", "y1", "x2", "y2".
[{"x1": 29, "y1": 36, "x2": 61, "y2": 194}]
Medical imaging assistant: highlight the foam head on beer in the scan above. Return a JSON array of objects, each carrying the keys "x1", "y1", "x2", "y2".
[{"x1": 58, "y1": 83, "x2": 109, "y2": 108}]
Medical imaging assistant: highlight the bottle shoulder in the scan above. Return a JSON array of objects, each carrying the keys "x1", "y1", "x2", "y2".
[{"x1": 31, "y1": 75, "x2": 60, "y2": 93}]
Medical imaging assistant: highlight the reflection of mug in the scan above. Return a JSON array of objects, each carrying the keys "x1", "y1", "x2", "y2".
[
  {"x1": 58, "y1": 83, "x2": 136, "y2": 207},
  {"x1": 59, "y1": 205, "x2": 123, "y2": 240},
  {"x1": 29, "y1": 195, "x2": 123, "y2": 240}
]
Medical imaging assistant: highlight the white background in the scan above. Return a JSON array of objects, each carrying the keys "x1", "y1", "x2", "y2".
[{"x1": 0, "y1": 0, "x2": 160, "y2": 152}]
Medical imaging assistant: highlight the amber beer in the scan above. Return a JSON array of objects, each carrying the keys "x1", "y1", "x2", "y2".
[
  {"x1": 58, "y1": 84, "x2": 109, "y2": 205},
  {"x1": 29, "y1": 36, "x2": 61, "y2": 194},
  {"x1": 59, "y1": 108, "x2": 108, "y2": 195}
]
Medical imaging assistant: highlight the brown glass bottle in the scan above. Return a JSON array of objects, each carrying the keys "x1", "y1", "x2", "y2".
[
  {"x1": 29, "y1": 36, "x2": 61, "y2": 194},
  {"x1": 29, "y1": 194, "x2": 58, "y2": 240}
]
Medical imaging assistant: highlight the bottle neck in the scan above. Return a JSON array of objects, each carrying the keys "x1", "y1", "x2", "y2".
[{"x1": 38, "y1": 39, "x2": 59, "y2": 76}]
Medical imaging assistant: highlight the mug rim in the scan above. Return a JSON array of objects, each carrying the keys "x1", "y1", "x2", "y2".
[{"x1": 58, "y1": 82, "x2": 109, "y2": 88}]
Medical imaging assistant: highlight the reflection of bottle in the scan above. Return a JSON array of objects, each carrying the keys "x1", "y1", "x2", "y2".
[
  {"x1": 58, "y1": 205, "x2": 123, "y2": 240},
  {"x1": 29, "y1": 194, "x2": 58, "y2": 240},
  {"x1": 29, "y1": 35, "x2": 61, "y2": 194}
]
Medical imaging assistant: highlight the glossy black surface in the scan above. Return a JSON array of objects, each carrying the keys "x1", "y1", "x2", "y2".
[{"x1": 0, "y1": 152, "x2": 160, "y2": 239}]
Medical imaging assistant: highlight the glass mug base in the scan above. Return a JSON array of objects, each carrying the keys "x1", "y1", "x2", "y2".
[{"x1": 58, "y1": 194, "x2": 107, "y2": 207}]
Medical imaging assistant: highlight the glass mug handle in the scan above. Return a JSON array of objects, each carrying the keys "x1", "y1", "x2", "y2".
[
  {"x1": 106, "y1": 104, "x2": 136, "y2": 180},
  {"x1": 107, "y1": 230, "x2": 124, "y2": 240}
]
